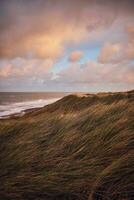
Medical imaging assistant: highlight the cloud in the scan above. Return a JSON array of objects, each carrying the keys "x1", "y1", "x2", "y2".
[
  {"x1": 69, "y1": 51, "x2": 83, "y2": 62},
  {"x1": 57, "y1": 60, "x2": 134, "y2": 84},
  {"x1": 125, "y1": 25, "x2": 134, "y2": 59},
  {"x1": 0, "y1": 59, "x2": 133, "y2": 92},
  {"x1": 98, "y1": 43, "x2": 123, "y2": 63},
  {"x1": 0, "y1": 0, "x2": 134, "y2": 92},
  {"x1": 0, "y1": 0, "x2": 134, "y2": 59},
  {"x1": 98, "y1": 24, "x2": 134, "y2": 63},
  {"x1": 0, "y1": 58, "x2": 53, "y2": 78}
]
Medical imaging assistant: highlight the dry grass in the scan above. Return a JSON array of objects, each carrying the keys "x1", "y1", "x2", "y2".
[{"x1": 0, "y1": 90, "x2": 134, "y2": 200}]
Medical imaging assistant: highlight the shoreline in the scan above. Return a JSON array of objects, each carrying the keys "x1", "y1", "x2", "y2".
[
  {"x1": 0, "y1": 107, "x2": 41, "y2": 120},
  {"x1": 0, "y1": 97, "x2": 61, "y2": 120},
  {"x1": 1, "y1": 90, "x2": 133, "y2": 120}
]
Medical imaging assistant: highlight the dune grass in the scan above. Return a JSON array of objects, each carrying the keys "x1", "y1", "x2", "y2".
[{"x1": 0, "y1": 90, "x2": 134, "y2": 200}]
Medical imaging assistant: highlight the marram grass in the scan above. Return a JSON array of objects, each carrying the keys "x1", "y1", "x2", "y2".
[{"x1": 0, "y1": 91, "x2": 134, "y2": 200}]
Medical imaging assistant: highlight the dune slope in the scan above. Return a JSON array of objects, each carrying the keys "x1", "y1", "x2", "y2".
[{"x1": 0, "y1": 91, "x2": 134, "y2": 200}]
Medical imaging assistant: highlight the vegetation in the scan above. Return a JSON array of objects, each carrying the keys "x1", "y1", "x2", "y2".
[{"x1": 0, "y1": 90, "x2": 134, "y2": 200}]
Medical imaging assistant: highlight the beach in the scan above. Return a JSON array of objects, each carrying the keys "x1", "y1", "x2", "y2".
[{"x1": 0, "y1": 92, "x2": 67, "y2": 119}]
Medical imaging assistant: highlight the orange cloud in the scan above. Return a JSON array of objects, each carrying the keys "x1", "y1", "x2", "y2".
[
  {"x1": 98, "y1": 43, "x2": 123, "y2": 63},
  {"x1": 69, "y1": 51, "x2": 83, "y2": 62},
  {"x1": 125, "y1": 25, "x2": 134, "y2": 59},
  {"x1": 0, "y1": 0, "x2": 127, "y2": 59}
]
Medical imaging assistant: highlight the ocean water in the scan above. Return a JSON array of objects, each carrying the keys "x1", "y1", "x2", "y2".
[{"x1": 0, "y1": 92, "x2": 67, "y2": 118}]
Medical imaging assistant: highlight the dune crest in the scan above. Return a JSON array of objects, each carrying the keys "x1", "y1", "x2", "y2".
[{"x1": 0, "y1": 90, "x2": 134, "y2": 200}]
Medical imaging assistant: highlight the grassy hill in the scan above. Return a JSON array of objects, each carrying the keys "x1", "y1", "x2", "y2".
[{"x1": 0, "y1": 90, "x2": 134, "y2": 200}]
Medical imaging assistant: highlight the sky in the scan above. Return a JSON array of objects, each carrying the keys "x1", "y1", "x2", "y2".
[{"x1": 0, "y1": 0, "x2": 134, "y2": 92}]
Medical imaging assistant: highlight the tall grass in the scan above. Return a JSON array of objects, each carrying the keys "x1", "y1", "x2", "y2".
[{"x1": 0, "y1": 90, "x2": 133, "y2": 200}]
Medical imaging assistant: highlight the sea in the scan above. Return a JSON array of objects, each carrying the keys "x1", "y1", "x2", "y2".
[{"x1": 0, "y1": 92, "x2": 68, "y2": 118}]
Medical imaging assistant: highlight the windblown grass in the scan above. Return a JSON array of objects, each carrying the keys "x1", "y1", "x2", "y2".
[{"x1": 0, "y1": 90, "x2": 134, "y2": 200}]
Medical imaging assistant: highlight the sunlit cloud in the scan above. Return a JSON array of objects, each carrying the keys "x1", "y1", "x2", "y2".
[
  {"x1": 57, "y1": 61, "x2": 134, "y2": 85},
  {"x1": 98, "y1": 43, "x2": 123, "y2": 63},
  {"x1": 98, "y1": 24, "x2": 134, "y2": 63},
  {"x1": 0, "y1": 58, "x2": 53, "y2": 78},
  {"x1": 0, "y1": 0, "x2": 134, "y2": 91},
  {"x1": 1, "y1": 0, "x2": 130, "y2": 59},
  {"x1": 69, "y1": 51, "x2": 83, "y2": 62}
]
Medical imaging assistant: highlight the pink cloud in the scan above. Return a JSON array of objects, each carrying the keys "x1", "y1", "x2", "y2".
[
  {"x1": 57, "y1": 60, "x2": 134, "y2": 84},
  {"x1": 69, "y1": 51, "x2": 83, "y2": 62},
  {"x1": 0, "y1": 58, "x2": 53, "y2": 78},
  {"x1": 1, "y1": 0, "x2": 131, "y2": 59},
  {"x1": 98, "y1": 43, "x2": 123, "y2": 63},
  {"x1": 98, "y1": 24, "x2": 134, "y2": 64}
]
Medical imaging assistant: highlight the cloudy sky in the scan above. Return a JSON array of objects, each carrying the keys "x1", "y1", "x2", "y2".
[{"x1": 0, "y1": 0, "x2": 134, "y2": 92}]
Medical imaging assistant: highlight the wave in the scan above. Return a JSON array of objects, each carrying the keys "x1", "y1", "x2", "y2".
[{"x1": 0, "y1": 98, "x2": 60, "y2": 118}]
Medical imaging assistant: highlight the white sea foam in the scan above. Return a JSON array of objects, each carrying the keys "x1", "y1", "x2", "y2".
[{"x1": 0, "y1": 98, "x2": 60, "y2": 118}]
